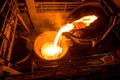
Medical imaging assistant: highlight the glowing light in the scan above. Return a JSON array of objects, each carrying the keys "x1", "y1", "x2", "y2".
[
  {"x1": 54, "y1": 15, "x2": 98, "y2": 47},
  {"x1": 39, "y1": 15, "x2": 98, "y2": 60},
  {"x1": 54, "y1": 23, "x2": 74, "y2": 47},
  {"x1": 41, "y1": 42, "x2": 62, "y2": 60},
  {"x1": 74, "y1": 15, "x2": 98, "y2": 26}
]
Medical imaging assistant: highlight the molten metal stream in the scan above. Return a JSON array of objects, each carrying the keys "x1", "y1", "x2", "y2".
[
  {"x1": 54, "y1": 15, "x2": 98, "y2": 47},
  {"x1": 42, "y1": 15, "x2": 98, "y2": 60}
]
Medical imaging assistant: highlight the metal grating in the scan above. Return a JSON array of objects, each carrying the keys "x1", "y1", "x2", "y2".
[{"x1": 35, "y1": 2, "x2": 83, "y2": 13}]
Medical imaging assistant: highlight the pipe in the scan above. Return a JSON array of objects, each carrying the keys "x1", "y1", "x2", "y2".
[
  {"x1": 2, "y1": 66, "x2": 21, "y2": 75},
  {"x1": 17, "y1": 13, "x2": 30, "y2": 33}
]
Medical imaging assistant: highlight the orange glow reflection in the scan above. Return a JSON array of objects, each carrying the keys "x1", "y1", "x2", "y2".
[
  {"x1": 35, "y1": 15, "x2": 98, "y2": 60},
  {"x1": 41, "y1": 42, "x2": 62, "y2": 60}
]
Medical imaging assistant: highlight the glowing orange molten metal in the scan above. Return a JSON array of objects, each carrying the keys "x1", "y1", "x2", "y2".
[
  {"x1": 34, "y1": 31, "x2": 68, "y2": 60},
  {"x1": 74, "y1": 15, "x2": 98, "y2": 26},
  {"x1": 34, "y1": 15, "x2": 98, "y2": 60}
]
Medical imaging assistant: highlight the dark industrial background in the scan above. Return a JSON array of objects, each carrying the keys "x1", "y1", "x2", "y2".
[{"x1": 0, "y1": 0, "x2": 120, "y2": 80}]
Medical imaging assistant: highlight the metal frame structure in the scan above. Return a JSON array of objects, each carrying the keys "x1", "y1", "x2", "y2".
[
  {"x1": 0, "y1": 0, "x2": 30, "y2": 75},
  {"x1": 0, "y1": 0, "x2": 18, "y2": 63},
  {"x1": 35, "y1": 2, "x2": 83, "y2": 13}
]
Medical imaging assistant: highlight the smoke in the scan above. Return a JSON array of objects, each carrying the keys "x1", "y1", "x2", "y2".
[
  {"x1": 26, "y1": 12, "x2": 69, "y2": 49},
  {"x1": 34, "y1": 12, "x2": 68, "y2": 33}
]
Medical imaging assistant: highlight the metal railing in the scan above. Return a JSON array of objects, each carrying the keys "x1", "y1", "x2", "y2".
[{"x1": 35, "y1": 2, "x2": 83, "y2": 12}]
